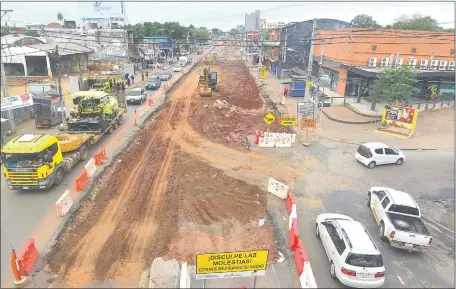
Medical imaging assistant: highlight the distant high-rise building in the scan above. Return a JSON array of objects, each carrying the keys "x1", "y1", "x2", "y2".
[{"x1": 245, "y1": 10, "x2": 261, "y2": 31}]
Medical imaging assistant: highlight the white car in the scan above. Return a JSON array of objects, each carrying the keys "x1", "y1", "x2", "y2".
[
  {"x1": 316, "y1": 213, "x2": 386, "y2": 288},
  {"x1": 173, "y1": 66, "x2": 183, "y2": 72},
  {"x1": 356, "y1": 142, "x2": 405, "y2": 169},
  {"x1": 126, "y1": 88, "x2": 147, "y2": 105}
]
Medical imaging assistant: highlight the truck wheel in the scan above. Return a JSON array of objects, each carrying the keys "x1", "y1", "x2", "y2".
[
  {"x1": 379, "y1": 222, "x2": 387, "y2": 241},
  {"x1": 113, "y1": 122, "x2": 118, "y2": 130},
  {"x1": 79, "y1": 145, "x2": 88, "y2": 161},
  {"x1": 106, "y1": 126, "x2": 113, "y2": 134},
  {"x1": 53, "y1": 168, "x2": 64, "y2": 187}
]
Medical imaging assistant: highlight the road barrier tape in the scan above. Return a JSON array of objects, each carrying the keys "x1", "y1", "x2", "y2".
[
  {"x1": 294, "y1": 239, "x2": 306, "y2": 276},
  {"x1": 56, "y1": 189, "x2": 73, "y2": 217},
  {"x1": 84, "y1": 158, "x2": 97, "y2": 178},
  {"x1": 17, "y1": 239, "x2": 39, "y2": 277},
  {"x1": 75, "y1": 169, "x2": 89, "y2": 192}
]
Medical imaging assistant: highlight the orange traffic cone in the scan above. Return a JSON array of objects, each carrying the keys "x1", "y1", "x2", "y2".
[
  {"x1": 10, "y1": 244, "x2": 27, "y2": 288},
  {"x1": 148, "y1": 98, "x2": 154, "y2": 106}
]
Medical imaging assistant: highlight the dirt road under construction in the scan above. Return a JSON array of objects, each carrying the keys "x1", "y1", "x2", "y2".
[{"x1": 42, "y1": 49, "x2": 307, "y2": 287}]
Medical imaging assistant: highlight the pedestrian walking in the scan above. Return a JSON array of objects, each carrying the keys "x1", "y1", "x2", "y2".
[
  {"x1": 141, "y1": 72, "x2": 144, "y2": 82},
  {"x1": 131, "y1": 74, "x2": 135, "y2": 84},
  {"x1": 126, "y1": 77, "x2": 130, "y2": 87},
  {"x1": 284, "y1": 85, "x2": 289, "y2": 97},
  {"x1": 145, "y1": 71, "x2": 149, "y2": 78},
  {"x1": 121, "y1": 82, "x2": 125, "y2": 93}
]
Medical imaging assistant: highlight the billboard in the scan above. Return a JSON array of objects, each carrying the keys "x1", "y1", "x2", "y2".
[{"x1": 80, "y1": 1, "x2": 124, "y2": 23}]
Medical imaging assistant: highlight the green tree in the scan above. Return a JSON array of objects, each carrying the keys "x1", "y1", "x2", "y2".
[
  {"x1": 391, "y1": 14, "x2": 442, "y2": 31},
  {"x1": 193, "y1": 27, "x2": 209, "y2": 41},
  {"x1": 229, "y1": 28, "x2": 238, "y2": 35},
  {"x1": 443, "y1": 28, "x2": 455, "y2": 33},
  {"x1": 370, "y1": 67, "x2": 417, "y2": 109},
  {"x1": 350, "y1": 14, "x2": 382, "y2": 28},
  {"x1": 211, "y1": 28, "x2": 222, "y2": 36}
]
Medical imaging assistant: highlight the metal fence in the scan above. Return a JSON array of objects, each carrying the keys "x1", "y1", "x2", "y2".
[
  {"x1": 1, "y1": 106, "x2": 34, "y2": 135},
  {"x1": 395, "y1": 99, "x2": 455, "y2": 110}
]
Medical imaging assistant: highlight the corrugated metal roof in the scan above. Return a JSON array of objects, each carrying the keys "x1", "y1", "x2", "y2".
[
  {"x1": 27, "y1": 42, "x2": 93, "y2": 55},
  {"x1": 1, "y1": 34, "x2": 46, "y2": 47}
]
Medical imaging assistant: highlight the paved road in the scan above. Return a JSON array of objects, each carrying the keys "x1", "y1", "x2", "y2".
[
  {"x1": 0, "y1": 62, "x2": 194, "y2": 285},
  {"x1": 294, "y1": 139, "x2": 454, "y2": 288}
]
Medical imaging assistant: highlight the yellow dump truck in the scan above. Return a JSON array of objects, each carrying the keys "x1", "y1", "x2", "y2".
[{"x1": 2, "y1": 133, "x2": 102, "y2": 190}]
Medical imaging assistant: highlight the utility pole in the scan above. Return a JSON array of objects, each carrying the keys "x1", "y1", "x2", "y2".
[
  {"x1": 283, "y1": 25, "x2": 288, "y2": 63},
  {"x1": 304, "y1": 18, "x2": 317, "y2": 101},
  {"x1": 1, "y1": 9, "x2": 16, "y2": 133},
  {"x1": 48, "y1": 45, "x2": 66, "y2": 126},
  {"x1": 316, "y1": 39, "x2": 325, "y2": 122}
]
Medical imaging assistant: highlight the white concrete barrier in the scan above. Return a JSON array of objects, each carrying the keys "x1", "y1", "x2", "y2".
[
  {"x1": 299, "y1": 261, "x2": 318, "y2": 288},
  {"x1": 179, "y1": 262, "x2": 190, "y2": 288},
  {"x1": 56, "y1": 189, "x2": 73, "y2": 217},
  {"x1": 267, "y1": 178, "x2": 289, "y2": 199},
  {"x1": 84, "y1": 158, "x2": 96, "y2": 178},
  {"x1": 258, "y1": 136, "x2": 275, "y2": 148}
]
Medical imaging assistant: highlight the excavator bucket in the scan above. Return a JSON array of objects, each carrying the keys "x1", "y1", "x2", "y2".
[{"x1": 199, "y1": 87, "x2": 212, "y2": 97}]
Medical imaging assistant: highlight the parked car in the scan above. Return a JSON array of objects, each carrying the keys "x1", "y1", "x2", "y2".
[
  {"x1": 173, "y1": 66, "x2": 183, "y2": 72},
  {"x1": 126, "y1": 88, "x2": 147, "y2": 105},
  {"x1": 145, "y1": 75, "x2": 161, "y2": 90},
  {"x1": 356, "y1": 142, "x2": 405, "y2": 169},
  {"x1": 316, "y1": 213, "x2": 385, "y2": 288},
  {"x1": 159, "y1": 72, "x2": 172, "y2": 81},
  {"x1": 367, "y1": 187, "x2": 433, "y2": 251}
]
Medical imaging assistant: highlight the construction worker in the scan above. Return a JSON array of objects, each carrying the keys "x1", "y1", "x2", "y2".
[
  {"x1": 141, "y1": 72, "x2": 145, "y2": 82},
  {"x1": 284, "y1": 85, "x2": 289, "y2": 97}
]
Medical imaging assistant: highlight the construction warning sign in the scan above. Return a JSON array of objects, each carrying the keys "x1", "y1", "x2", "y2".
[
  {"x1": 264, "y1": 112, "x2": 275, "y2": 125},
  {"x1": 300, "y1": 118, "x2": 317, "y2": 128},
  {"x1": 196, "y1": 250, "x2": 269, "y2": 275},
  {"x1": 280, "y1": 116, "x2": 296, "y2": 126}
]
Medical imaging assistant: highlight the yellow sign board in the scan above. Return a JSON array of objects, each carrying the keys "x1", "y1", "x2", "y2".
[
  {"x1": 196, "y1": 250, "x2": 269, "y2": 275},
  {"x1": 260, "y1": 67, "x2": 267, "y2": 79},
  {"x1": 306, "y1": 81, "x2": 312, "y2": 89},
  {"x1": 280, "y1": 116, "x2": 296, "y2": 126},
  {"x1": 263, "y1": 112, "x2": 275, "y2": 125}
]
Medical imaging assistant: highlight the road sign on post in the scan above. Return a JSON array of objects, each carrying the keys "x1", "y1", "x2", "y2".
[
  {"x1": 196, "y1": 250, "x2": 269, "y2": 281},
  {"x1": 297, "y1": 102, "x2": 315, "y2": 118},
  {"x1": 279, "y1": 116, "x2": 296, "y2": 126},
  {"x1": 260, "y1": 66, "x2": 266, "y2": 80},
  {"x1": 263, "y1": 112, "x2": 275, "y2": 125},
  {"x1": 300, "y1": 118, "x2": 316, "y2": 129}
]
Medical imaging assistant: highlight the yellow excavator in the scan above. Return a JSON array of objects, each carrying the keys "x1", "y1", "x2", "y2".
[{"x1": 198, "y1": 58, "x2": 219, "y2": 97}]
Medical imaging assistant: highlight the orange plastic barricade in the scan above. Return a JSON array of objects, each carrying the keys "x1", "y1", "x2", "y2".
[
  {"x1": 294, "y1": 238, "x2": 308, "y2": 276},
  {"x1": 286, "y1": 190, "x2": 296, "y2": 215},
  {"x1": 75, "y1": 169, "x2": 89, "y2": 192},
  {"x1": 148, "y1": 98, "x2": 154, "y2": 106},
  {"x1": 289, "y1": 219, "x2": 299, "y2": 250},
  {"x1": 17, "y1": 239, "x2": 39, "y2": 276},
  {"x1": 10, "y1": 248, "x2": 22, "y2": 281},
  {"x1": 94, "y1": 146, "x2": 108, "y2": 165}
]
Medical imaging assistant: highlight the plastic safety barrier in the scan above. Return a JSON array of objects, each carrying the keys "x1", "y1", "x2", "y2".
[
  {"x1": 289, "y1": 219, "x2": 299, "y2": 251},
  {"x1": 294, "y1": 239, "x2": 307, "y2": 276},
  {"x1": 179, "y1": 261, "x2": 190, "y2": 288},
  {"x1": 17, "y1": 239, "x2": 39, "y2": 276},
  {"x1": 84, "y1": 158, "x2": 97, "y2": 178},
  {"x1": 75, "y1": 169, "x2": 89, "y2": 192},
  {"x1": 94, "y1": 146, "x2": 107, "y2": 165},
  {"x1": 56, "y1": 189, "x2": 73, "y2": 217},
  {"x1": 286, "y1": 190, "x2": 296, "y2": 215},
  {"x1": 300, "y1": 261, "x2": 318, "y2": 288}
]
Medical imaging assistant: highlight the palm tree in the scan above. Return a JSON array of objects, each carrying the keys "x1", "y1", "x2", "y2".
[{"x1": 57, "y1": 13, "x2": 64, "y2": 23}]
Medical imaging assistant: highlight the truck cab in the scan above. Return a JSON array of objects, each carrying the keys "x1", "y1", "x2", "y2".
[{"x1": 2, "y1": 134, "x2": 65, "y2": 190}]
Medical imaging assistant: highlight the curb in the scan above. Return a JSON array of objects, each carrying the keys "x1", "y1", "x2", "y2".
[
  {"x1": 344, "y1": 103, "x2": 382, "y2": 119},
  {"x1": 320, "y1": 108, "x2": 379, "y2": 124}
]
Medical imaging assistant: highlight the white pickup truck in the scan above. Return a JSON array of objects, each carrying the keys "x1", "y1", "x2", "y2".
[{"x1": 367, "y1": 187, "x2": 433, "y2": 251}]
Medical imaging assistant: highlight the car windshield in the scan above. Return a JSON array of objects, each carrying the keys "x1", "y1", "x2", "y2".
[
  {"x1": 4, "y1": 153, "x2": 44, "y2": 168},
  {"x1": 92, "y1": 84, "x2": 103, "y2": 89},
  {"x1": 129, "y1": 90, "x2": 142, "y2": 96},
  {"x1": 148, "y1": 77, "x2": 159, "y2": 82},
  {"x1": 346, "y1": 253, "x2": 383, "y2": 268}
]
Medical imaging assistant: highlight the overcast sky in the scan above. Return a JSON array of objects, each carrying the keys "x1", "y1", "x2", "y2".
[{"x1": 2, "y1": 1, "x2": 454, "y2": 31}]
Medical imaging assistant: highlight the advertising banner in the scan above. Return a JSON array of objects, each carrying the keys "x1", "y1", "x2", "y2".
[{"x1": 1, "y1": 94, "x2": 33, "y2": 111}]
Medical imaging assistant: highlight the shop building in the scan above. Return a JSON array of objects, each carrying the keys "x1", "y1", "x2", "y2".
[{"x1": 313, "y1": 28, "x2": 455, "y2": 100}]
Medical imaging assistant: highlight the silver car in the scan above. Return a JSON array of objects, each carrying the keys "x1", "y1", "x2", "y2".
[{"x1": 126, "y1": 88, "x2": 147, "y2": 105}]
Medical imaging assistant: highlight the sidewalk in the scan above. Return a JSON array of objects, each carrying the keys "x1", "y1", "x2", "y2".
[{"x1": 261, "y1": 70, "x2": 454, "y2": 150}]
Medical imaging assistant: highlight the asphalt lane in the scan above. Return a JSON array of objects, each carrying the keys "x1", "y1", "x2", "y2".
[
  {"x1": 295, "y1": 139, "x2": 454, "y2": 288},
  {"x1": 0, "y1": 63, "x2": 190, "y2": 285}
]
